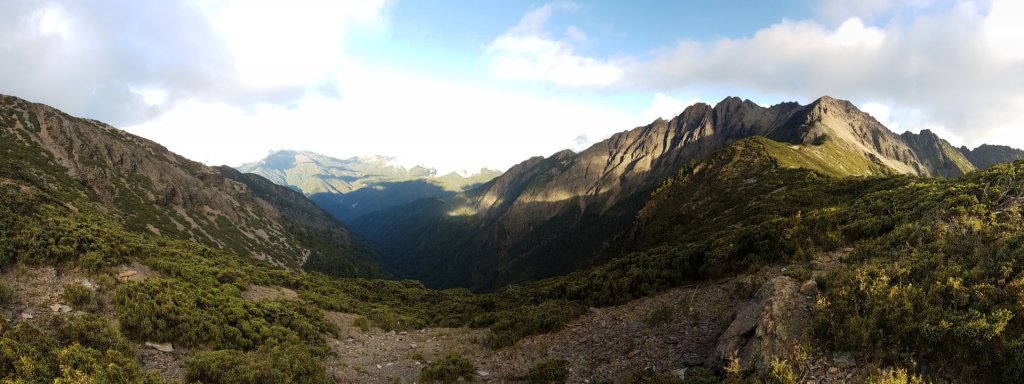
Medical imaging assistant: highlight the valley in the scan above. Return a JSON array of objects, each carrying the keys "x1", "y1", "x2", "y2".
[{"x1": 3, "y1": 93, "x2": 1024, "y2": 383}]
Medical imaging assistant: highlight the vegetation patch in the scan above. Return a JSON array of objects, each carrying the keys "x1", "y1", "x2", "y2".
[{"x1": 419, "y1": 352, "x2": 476, "y2": 383}]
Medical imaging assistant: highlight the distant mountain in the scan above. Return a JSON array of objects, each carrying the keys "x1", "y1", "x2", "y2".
[
  {"x1": 959, "y1": 144, "x2": 1024, "y2": 169},
  {"x1": 352, "y1": 96, "x2": 1020, "y2": 291},
  {"x1": 237, "y1": 150, "x2": 500, "y2": 222},
  {"x1": 0, "y1": 94, "x2": 384, "y2": 277}
]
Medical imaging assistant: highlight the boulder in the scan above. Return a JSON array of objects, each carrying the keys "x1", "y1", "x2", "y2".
[
  {"x1": 145, "y1": 341, "x2": 174, "y2": 353},
  {"x1": 799, "y1": 279, "x2": 818, "y2": 296},
  {"x1": 707, "y1": 276, "x2": 811, "y2": 374}
]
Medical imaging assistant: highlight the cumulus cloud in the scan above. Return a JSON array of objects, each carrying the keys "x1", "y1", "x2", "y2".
[
  {"x1": 0, "y1": 0, "x2": 388, "y2": 126},
  {"x1": 641, "y1": 93, "x2": 701, "y2": 123},
  {"x1": 486, "y1": 2, "x2": 623, "y2": 86},
  {"x1": 126, "y1": 63, "x2": 645, "y2": 173}
]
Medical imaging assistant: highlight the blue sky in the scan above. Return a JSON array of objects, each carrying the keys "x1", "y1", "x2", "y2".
[{"x1": 1, "y1": 0, "x2": 1022, "y2": 173}]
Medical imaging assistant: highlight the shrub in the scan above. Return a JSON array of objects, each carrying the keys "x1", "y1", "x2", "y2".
[
  {"x1": 766, "y1": 359, "x2": 798, "y2": 384},
  {"x1": 867, "y1": 368, "x2": 926, "y2": 384},
  {"x1": 419, "y1": 352, "x2": 475, "y2": 383},
  {"x1": 645, "y1": 304, "x2": 675, "y2": 328},
  {"x1": 185, "y1": 342, "x2": 329, "y2": 384},
  {"x1": 0, "y1": 281, "x2": 12, "y2": 305},
  {"x1": 53, "y1": 313, "x2": 131, "y2": 354},
  {"x1": 353, "y1": 316, "x2": 370, "y2": 332},
  {"x1": 62, "y1": 282, "x2": 94, "y2": 309},
  {"x1": 484, "y1": 300, "x2": 586, "y2": 348},
  {"x1": 526, "y1": 359, "x2": 568, "y2": 384}
]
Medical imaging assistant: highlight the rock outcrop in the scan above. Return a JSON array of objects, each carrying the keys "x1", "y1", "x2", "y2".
[{"x1": 708, "y1": 276, "x2": 813, "y2": 374}]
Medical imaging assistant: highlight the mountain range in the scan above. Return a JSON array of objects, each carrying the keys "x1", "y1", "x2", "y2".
[
  {"x1": 237, "y1": 150, "x2": 500, "y2": 222},
  {"x1": 5, "y1": 91, "x2": 1024, "y2": 382},
  {"x1": 326, "y1": 96, "x2": 1022, "y2": 290}
]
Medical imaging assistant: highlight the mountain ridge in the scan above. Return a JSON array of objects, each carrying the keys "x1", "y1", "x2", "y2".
[
  {"x1": 237, "y1": 149, "x2": 501, "y2": 222},
  {"x1": 350, "y1": 95, "x2": 1022, "y2": 290},
  {"x1": 0, "y1": 94, "x2": 384, "y2": 277}
]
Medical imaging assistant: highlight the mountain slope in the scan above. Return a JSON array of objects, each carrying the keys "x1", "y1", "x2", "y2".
[
  {"x1": 352, "y1": 96, "x2": 992, "y2": 290},
  {"x1": 238, "y1": 150, "x2": 500, "y2": 222},
  {"x1": 0, "y1": 94, "x2": 383, "y2": 277}
]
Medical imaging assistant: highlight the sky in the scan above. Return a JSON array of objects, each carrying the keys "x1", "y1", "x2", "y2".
[{"x1": 1, "y1": 0, "x2": 1022, "y2": 173}]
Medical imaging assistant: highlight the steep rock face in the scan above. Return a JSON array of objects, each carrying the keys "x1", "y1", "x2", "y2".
[
  {"x1": 0, "y1": 94, "x2": 382, "y2": 277},
  {"x1": 959, "y1": 144, "x2": 1024, "y2": 169},
  {"x1": 777, "y1": 96, "x2": 973, "y2": 177}
]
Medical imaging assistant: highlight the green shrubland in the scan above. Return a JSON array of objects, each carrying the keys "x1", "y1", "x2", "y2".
[{"x1": 6, "y1": 131, "x2": 1024, "y2": 382}]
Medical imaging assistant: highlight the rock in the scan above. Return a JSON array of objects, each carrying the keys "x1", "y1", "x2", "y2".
[
  {"x1": 682, "y1": 352, "x2": 702, "y2": 366},
  {"x1": 477, "y1": 370, "x2": 490, "y2": 377},
  {"x1": 800, "y1": 279, "x2": 818, "y2": 296},
  {"x1": 59, "y1": 305, "x2": 72, "y2": 313},
  {"x1": 50, "y1": 304, "x2": 61, "y2": 312},
  {"x1": 707, "y1": 276, "x2": 811, "y2": 375},
  {"x1": 673, "y1": 368, "x2": 688, "y2": 380},
  {"x1": 20, "y1": 313, "x2": 33, "y2": 320},
  {"x1": 833, "y1": 352, "x2": 855, "y2": 368},
  {"x1": 828, "y1": 367, "x2": 839, "y2": 374},
  {"x1": 118, "y1": 270, "x2": 138, "y2": 281},
  {"x1": 145, "y1": 341, "x2": 174, "y2": 353}
]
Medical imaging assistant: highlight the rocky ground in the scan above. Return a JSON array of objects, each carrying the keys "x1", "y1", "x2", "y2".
[{"x1": 0, "y1": 249, "x2": 872, "y2": 383}]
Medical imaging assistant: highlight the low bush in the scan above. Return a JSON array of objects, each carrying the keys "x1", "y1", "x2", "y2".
[
  {"x1": 61, "y1": 282, "x2": 94, "y2": 309},
  {"x1": 526, "y1": 358, "x2": 568, "y2": 384},
  {"x1": 419, "y1": 352, "x2": 475, "y2": 383},
  {"x1": 185, "y1": 342, "x2": 330, "y2": 384}
]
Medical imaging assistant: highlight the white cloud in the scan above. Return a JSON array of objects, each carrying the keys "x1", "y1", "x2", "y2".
[
  {"x1": 198, "y1": 0, "x2": 388, "y2": 89},
  {"x1": 642, "y1": 93, "x2": 700, "y2": 123},
  {"x1": 34, "y1": 4, "x2": 73, "y2": 39},
  {"x1": 0, "y1": 0, "x2": 390, "y2": 126},
  {"x1": 131, "y1": 87, "x2": 169, "y2": 106},
  {"x1": 125, "y1": 63, "x2": 645, "y2": 173},
  {"x1": 486, "y1": 3, "x2": 623, "y2": 86},
  {"x1": 860, "y1": 102, "x2": 900, "y2": 130},
  {"x1": 984, "y1": 0, "x2": 1024, "y2": 60},
  {"x1": 623, "y1": 2, "x2": 1024, "y2": 150}
]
